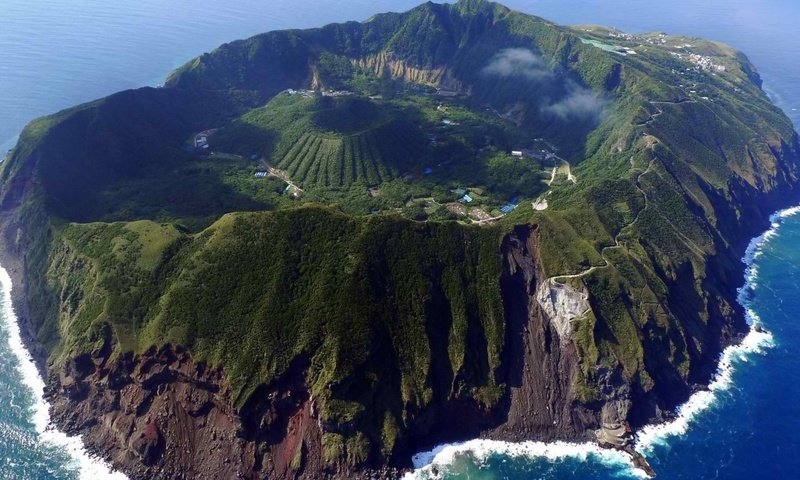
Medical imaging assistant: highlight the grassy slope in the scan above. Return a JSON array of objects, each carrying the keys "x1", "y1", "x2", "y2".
[
  {"x1": 2, "y1": 0, "x2": 799, "y2": 467},
  {"x1": 45, "y1": 206, "x2": 505, "y2": 463},
  {"x1": 212, "y1": 94, "x2": 428, "y2": 186}
]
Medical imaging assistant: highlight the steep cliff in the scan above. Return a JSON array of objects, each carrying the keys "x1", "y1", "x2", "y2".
[
  {"x1": 41, "y1": 223, "x2": 601, "y2": 479},
  {"x1": 1, "y1": 0, "x2": 799, "y2": 478}
]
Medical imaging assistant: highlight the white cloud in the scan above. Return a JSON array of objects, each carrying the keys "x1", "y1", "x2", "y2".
[
  {"x1": 483, "y1": 49, "x2": 607, "y2": 123},
  {"x1": 543, "y1": 81, "x2": 607, "y2": 122},
  {"x1": 482, "y1": 48, "x2": 551, "y2": 80}
]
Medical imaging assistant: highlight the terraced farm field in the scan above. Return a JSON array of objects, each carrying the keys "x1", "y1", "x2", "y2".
[
  {"x1": 276, "y1": 120, "x2": 425, "y2": 186},
  {"x1": 212, "y1": 94, "x2": 427, "y2": 187}
]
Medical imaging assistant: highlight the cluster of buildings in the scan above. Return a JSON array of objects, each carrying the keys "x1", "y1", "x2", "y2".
[
  {"x1": 322, "y1": 89, "x2": 354, "y2": 97},
  {"x1": 643, "y1": 33, "x2": 669, "y2": 46},
  {"x1": 193, "y1": 129, "x2": 218, "y2": 150},
  {"x1": 591, "y1": 31, "x2": 726, "y2": 76},
  {"x1": 511, "y1": 148, "x2": 556, "y2": 162},
  {"x1": 254, "y1": 171, "x2": 268, "y2": 178},
  {"x1": 284, "y1": 89, "x2": 354, "y2": 98},
  {"x1": 670, "y1": 51, "x2": 727, "y2": 73},
  {"x1": 607, "y1": 31, "x2": 634, "y2": 41},
  {"x1": 285, "y1": 89, "x2": 316, "y2": 97}
]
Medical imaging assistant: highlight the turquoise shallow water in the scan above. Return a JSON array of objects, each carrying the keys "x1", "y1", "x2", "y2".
[{"x1": 0, "y1": 1, "x2": 798, "y2": 479}]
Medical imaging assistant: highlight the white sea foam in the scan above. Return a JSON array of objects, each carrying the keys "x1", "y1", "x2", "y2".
[
  {"x1": 634, "y1": 327, "x2": 774, "y2": 453},
  {"x1": 403, "y1": 438, "x2": 647, "y2": 479},
  {"x1": 0, "y1": 266, "x2": 127, "y2": 479},
  {"x1": 404, "y1": 205, "x2": 800, "y2": 478},
  {"x1": 635, "y1": 204, "x2": 800, "y2": 453}
]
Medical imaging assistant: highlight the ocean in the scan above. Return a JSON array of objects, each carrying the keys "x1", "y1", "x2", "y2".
[{"x1": 0, "y1": 1, "x2": 798, "y2": 479}]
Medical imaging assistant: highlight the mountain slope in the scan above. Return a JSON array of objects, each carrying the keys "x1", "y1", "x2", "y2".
[{"x1": 1, "y1": 1, "x2": 799, "y2": 478}]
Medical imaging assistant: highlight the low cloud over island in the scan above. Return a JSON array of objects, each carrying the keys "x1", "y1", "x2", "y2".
[
  {"x1": 543, "y1": 81, "x2": 607, "y2": 122},
  {"x1": 483, "y1": 48, "x2": 607, "y2": 122},
  {"x1": 482, "y1": 47, "x2": 552, "y2": 79}
]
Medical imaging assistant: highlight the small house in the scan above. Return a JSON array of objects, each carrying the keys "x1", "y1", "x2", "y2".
[
  {"x1": 511, "y1": 150, "x2": 523, "y2": 157},
  {"x1": 500, "y1": 201, "x2": 518, "y2": 214}
]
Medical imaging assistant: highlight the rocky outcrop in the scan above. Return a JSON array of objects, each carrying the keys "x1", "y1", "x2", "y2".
[
  {"x1": 46, "y1": 335, "x2": 349, "y2": 480},
  {"x1": 39, "y1": 223, "x2": 613, "y2": 479},
  {"x1": 3, "y1": 2, "x2": 799, "y2": 478},
  {"x1": 535, "y1": 279, "x2": 590, "y2": 344},
  {"x1": 46, "y1": 326, "x2": 430, "y2": 480},
  {"x1": 48, "y1": 340, "x2": 250, "y2": 480},
  {"x1": 491, "y1": 225, "x2": 599, "y2": 442},
  {"x1": 355, "y1": 52, "x2": 469, "y2": 94},
  {"x1": 27, "y1": 202, "x2": 797, "y2": 480}
]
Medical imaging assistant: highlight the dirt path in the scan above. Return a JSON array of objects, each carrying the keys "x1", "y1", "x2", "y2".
[
  {"x1": 470, "y1": 213, "x2": 507, "y2": 225},
  {"x1": 552, "y1": 96, "x2": 709, "y2": 282},
  {"x1": 636, "y1": 98, "x2": 697, "y2": 126},
  {"x1": 259, "y1": 158, "x2": 304, "y2": 195},
  {"x1": 552, "y1": 157, "x2": 655, "y2": 283},
  {"x1": 562, "y1": 158, "x2": 577, "y2": 184},
  {"x1": 546, "y1": 166, "x2": 558, "y2": 186}
]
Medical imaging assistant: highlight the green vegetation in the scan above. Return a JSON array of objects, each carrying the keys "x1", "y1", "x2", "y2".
[
  {"x1": 2, "y1": 0, "x2": 799, "y2": 469},
  {"x1": 213, "y1": 95, "x2": 427, "y2": 187},
  {"x1": 42, "y1": 206, "x2": 506, "y2": 463}
]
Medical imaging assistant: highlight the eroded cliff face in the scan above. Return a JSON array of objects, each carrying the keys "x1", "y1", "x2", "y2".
[
  {"x1": 2, "y1": 3, "x2": 797, "y2": 474},
  {"x1": 33, "y1": 184, "x2": 797, "y2": 479},
  {"x1": 47, "y1": 335, "x2": 351, "y2": 480},
  {"x1": 355, "y1": 52, "x2": 469, "y2": 93},
  {"x1": 492, "y1": 225, "x2": 598, "y2": 442},
  {"x1": 49, "y1": 339, "x2": 249, "y2": 480},
  {"x1": 42, "y1": 224, "x2": 618, "y2": 479}
]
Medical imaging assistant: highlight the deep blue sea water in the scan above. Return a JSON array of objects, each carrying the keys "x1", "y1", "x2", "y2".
[{"x1": 0, "y1": 1, "x2": 798, "y2": 479}]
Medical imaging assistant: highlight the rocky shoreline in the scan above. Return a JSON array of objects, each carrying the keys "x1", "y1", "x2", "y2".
[
  {"x1": 0, "y1": 212, "x2": 49, "y2": 377},
  {"x1": 0, "y1": 207, "x2": 777, "y2": 479},
  {"x1": 0, "y1": 30, "x2": 797, "y2": 476}
]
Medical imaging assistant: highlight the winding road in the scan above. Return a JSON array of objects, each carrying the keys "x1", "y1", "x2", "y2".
[
  {"x1": 259, "y1": 158, "x2": 305, "y2": 195},
  {"x1": 550, "y1": 97, "x2": 700, "y2": 283},
  {"x1": 636, "y1": 98, "x2": 697, "y2": 126},
  {"x1": 552, "y1": 157, "x2": 655, "y2": 283}
]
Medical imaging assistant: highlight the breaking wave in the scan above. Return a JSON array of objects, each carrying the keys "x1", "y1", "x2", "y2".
[
  {"x1": 404, "y1": 205, "x2": 800, "y2": 479},
  {"x1": 636, "y1": 205, "x2": 799, "y2": 452},
  {"x1": 402, "y1": 438, "x2": 646, "y2": 479},
  {"x1": 0, "y1": 266, "x2": 127, "y2": 480}
]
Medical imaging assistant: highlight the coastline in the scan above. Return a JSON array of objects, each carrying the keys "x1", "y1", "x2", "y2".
[
  {"x1": 633, "y1": 206, "x2": 800, "y2": 453},
  {"x1": 403, "y1": 205, "x2": 800, "y2": 479},
  {"x1": 402, "y1": 439, "x2": 647, "y2": 479},
  {"x1": 0, "y1": 265, "x2": 127, "y2": 479},
  {"x1": 0, "y1": 0, "x2": 797, "y2": 478},
  {"x1": 1, "y1": 193, "x2": 794, "y2": 480},
  {"x1": 0, "y1": 167, "x2": 795, "y2": 480},
  {"x1": 0, "y1": 221, "x2": 48, "y2": 378}
]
